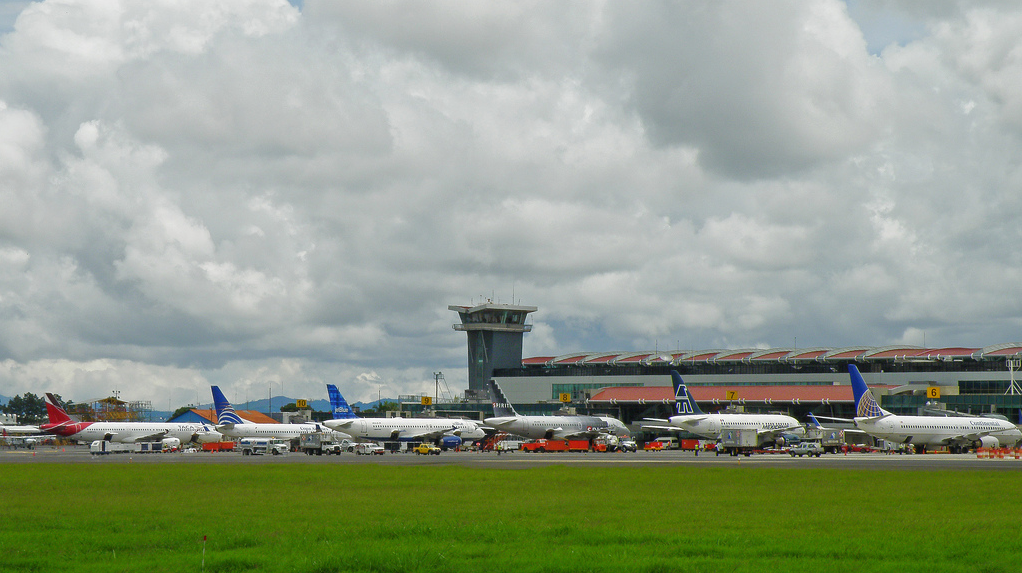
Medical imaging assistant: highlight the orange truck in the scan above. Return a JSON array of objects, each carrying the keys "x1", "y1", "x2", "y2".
[{"x1": 521, "y1": 439, "x2": 591, "y2": 452}]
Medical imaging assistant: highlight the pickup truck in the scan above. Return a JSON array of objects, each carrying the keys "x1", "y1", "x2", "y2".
[
  {"x1": 789, "y1": 442, "x2": 824, "y2": 457},
  {"x1": 414, "y1": 443, "x2": 441, "y2": 455},
  {"x1": 353, "y1": 443, "x2": 385, "y2": 455}
]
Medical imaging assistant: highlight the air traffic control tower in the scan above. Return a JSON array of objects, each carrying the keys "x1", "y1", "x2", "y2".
[{"x1": 450, "y1": 302, "x2": 537, "y2": 397}]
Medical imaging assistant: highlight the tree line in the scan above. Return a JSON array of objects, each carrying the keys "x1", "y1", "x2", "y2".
[{"x1": 2, "y1": 392, "x2": 66, "y2": 425}]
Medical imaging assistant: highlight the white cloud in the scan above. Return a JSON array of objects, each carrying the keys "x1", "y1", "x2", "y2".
[{"x1": 2, "y1": 0, "x2": 1022, "y2": 406}]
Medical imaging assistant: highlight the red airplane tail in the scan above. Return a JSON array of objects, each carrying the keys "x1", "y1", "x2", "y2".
[{"x1": 44, "y1": 393, "x2": 72, "y2": 424}]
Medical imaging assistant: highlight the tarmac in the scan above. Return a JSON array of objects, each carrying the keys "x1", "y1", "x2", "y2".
[{"x1": 4, "y1": 445, "x2": 1022, "y2": 470}]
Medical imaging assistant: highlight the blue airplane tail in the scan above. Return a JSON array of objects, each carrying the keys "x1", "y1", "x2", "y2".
[
  {"x1": 210, "y1": 386, "x2": 245, "y2": 425},
  {"x1": 671, "y1": 370, "x2": 704, "y2": 415},
  {"x1": 327, "y1": 384, "x2": 359, "y2": 419},
  {"x1": 807, "y1": 412, "x2": 823, "y2": 428},
  {"x1": 849, "y1": 365, "x2": 887, "y2": 418}
]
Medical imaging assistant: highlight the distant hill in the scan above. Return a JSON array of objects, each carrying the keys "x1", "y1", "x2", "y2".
[{"x1": 148, "y1": 395, "x2": 396, "y2": 422}]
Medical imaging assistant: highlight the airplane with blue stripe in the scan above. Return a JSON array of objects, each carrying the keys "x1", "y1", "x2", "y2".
[
  {"x1": 211, "y1": 386, "x2": 349, "y2": 440},
  {"x1": 642, "y1": 370, "x2": 804, "y2": 446},
  {"x1": 322, "y1": 384, "x2": 485, "y2": 445},
  {"x1": 846, "y1": 364, "x2": 1020, "y2": 453}
]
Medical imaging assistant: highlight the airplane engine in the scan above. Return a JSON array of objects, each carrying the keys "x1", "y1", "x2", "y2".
[
  {"x1": 193, "y1": 426, "x2": 224, "y2": 443},
  {"x1": 776, "y1": 433, "x2": 801, "y2": 448},
  {"x1": 974, "y1": 436, "x2": 999, "y2": 450},
  {"x1": 440, "y1": 435, "x2": 463, "y2": 451}
]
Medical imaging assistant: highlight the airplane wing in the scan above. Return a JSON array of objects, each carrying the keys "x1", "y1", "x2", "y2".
[
  {"x1": 130, "y1": 431, "x2": 169, "y2": 442},
  {"x1": 639, "y1": 424, "x2": 682, "y2": 432},
  {"x1": 396, "y1": 426, "x2": 459, "y2": 441},
  {"x1": 812, "y1": 415, "x2": 854, "y2": 423},
  {"x1": 756, "y1": 427, "x2": 797, "y2": 439},
  {"x1": 102, "y1": 431, "x2": 168, "y2": 443},
  {"x1": 669, "y1": 416, "x2": 709, "y2": 426},
  {"x1": 328, "y1": 420, "x2": 356, "y2": 429},
  {"x1": 561, "y1": 430, "x2": 606, "y2": 439},
  {"x1": 551, "y1": 428, "x2": 614, "y2": 440}
]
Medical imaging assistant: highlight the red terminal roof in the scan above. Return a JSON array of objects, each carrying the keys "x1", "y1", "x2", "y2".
[
  {"x1": 524, "y1": 343, "x2": 1022, "y2": 367},
  {"x1": 583, "y1": 354, "x2": 621, "y2": 364},
  {"x1": 864, "y1": 347, "x2": 927, "y2": 360},
  {"x1": 713, "y1": 350, "x2": 756, "y2": 362},
  {"x1": 981, "y1": 344, "x2": 1022, "y2": 357},
  {"x1": 551, "y1": 354, "x2": 589, "y2": 365},
  {"x1": 681, "y1": 351, "x2": 722, "y2": 361},
  {"x1": 788, "y1": 349, "x2": 830, "y2": 361},
  {"x1": 920, "y1": 347, "x2": 978, "y2": 359},
  {"x1": 589, "y1": 385, "x2": 897, "y2": 404},
  {"x1": 615, "y1": 353, "x2": 651, "y2": 363},
  {"x1": 749, "y1": 350, "x2": 793, "y2": 361}
]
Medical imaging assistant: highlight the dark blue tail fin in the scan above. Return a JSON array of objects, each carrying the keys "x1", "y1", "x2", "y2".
[
  {"x1": 671, "y1": 370, "x2": 704, "y2": 415},
  {"x1": 487, "y1": 379, "x2": 517, "y2": 417},
  {"x1": 807, "y1": 412, "x2": 823, "y2": 428},
  {"x1": 210, "y1": 386, "x2": 245, "y2": 425},
  {"x1": 849, "y1": 365, "x2": 887, "y2": 418},
  {"x1": 327, "y1": 384, "x2": 359, "y2": 419}
]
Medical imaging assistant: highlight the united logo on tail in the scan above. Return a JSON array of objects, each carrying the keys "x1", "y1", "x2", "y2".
[{"x1": 849, "y1": 365, "x2": 886, "y2": 418}]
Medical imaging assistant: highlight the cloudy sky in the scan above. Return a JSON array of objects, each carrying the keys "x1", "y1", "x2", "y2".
[{"x1": 2, "y1": 0, "x2": 1022, "y2": 407}]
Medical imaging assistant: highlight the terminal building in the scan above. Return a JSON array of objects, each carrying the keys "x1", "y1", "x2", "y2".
[{"x1": 412, "y1": 302, "x2": 1022, "y2": 432}]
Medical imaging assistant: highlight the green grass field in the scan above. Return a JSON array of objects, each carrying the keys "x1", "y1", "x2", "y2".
[{"x1": 1, "y1": 464, "x2": 1018, "y2": 572}]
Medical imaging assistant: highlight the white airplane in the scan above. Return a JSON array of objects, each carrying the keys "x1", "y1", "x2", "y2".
[
  {"x1": 321, "y1": 384, "x2": 486, "y2": 445},
  {"x1": 484, "y1": 379, "x2": 630, "y2": 440},
  {"x1": 642, "y1": 371, "x2": 805, "y2": 446},
  {"x1": 40, "y1": 393, "x2": 222, "y2": 444},
  {"x1": 211, "y1": 386, "x2": 346, "y2": 440},
  {"x1": 846, "y1": 364, "x2": 1021, "y2": 453}
]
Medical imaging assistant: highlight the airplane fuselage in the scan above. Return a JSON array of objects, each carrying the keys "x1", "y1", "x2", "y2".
[
  {"x1": 217, "y1": 422, "x2": 335, "y2": 440},
  {"x1": 484, "y1": 414, "x2": 627, "y2": 441},
  {"x1": 323, "y1": 418, "x2": 485, "y2": 442},
  {"x1": 668, "y1": 413, "x2": 804, "y2": 443},
  {"x1": 854, "y1": 415, "x2": 1021, "y2": 448},
  {"x1": 40, "y1": 421, "x2": 219, "y2": 444}
]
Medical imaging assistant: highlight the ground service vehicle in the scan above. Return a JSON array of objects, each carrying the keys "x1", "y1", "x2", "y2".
[
  {"x1": 619, "y1": 440, "x2": 637, "y2": 452},
  {"x1": 414, "y1": 443, "x2": 441, "y2": 455},
  {"x1": 717, "y1": 429, "x2": 758, "y2": 456},
  {"x1": 299, "y1": 432, "x2": 343, "y2": 455},
  {"x1": 820, "y1": 429, "x2": 844, "y2": 453},
  {"x1": 789, "y1": 441, "x2": 824, "y2": 457},
  {"x1": 353, "y1": 442, "x2": 385, "y2": 455},
  {"x1": 521, "y1": 439, "x2": 590, "y2": 452},
  {"x1": 645, "y1": 437, "x2": 677, "y2": 451},
  {"x1": 202, "y1": 441, "x2": 235, "y2": 452},
  {"x1": 90, "y1": 440, "x2": 138, "y2": 455},
  {"x1": 238, "y1": 438, "x2": 288, "y2": 456}
]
